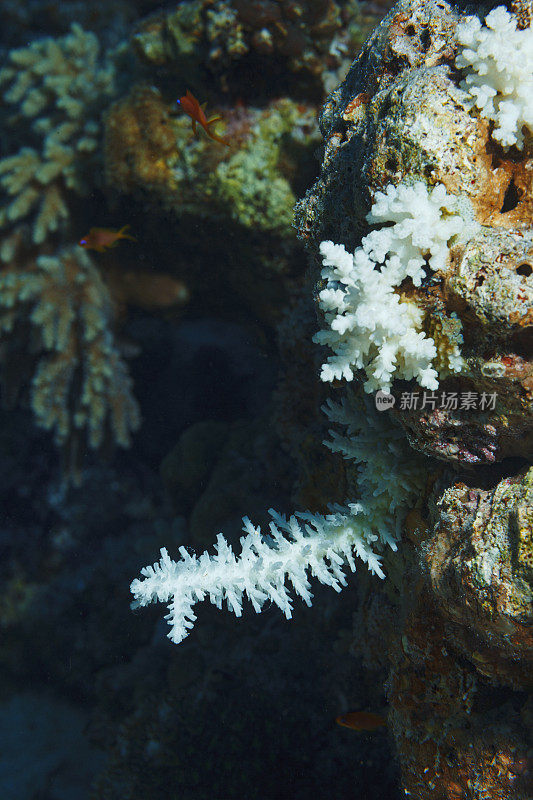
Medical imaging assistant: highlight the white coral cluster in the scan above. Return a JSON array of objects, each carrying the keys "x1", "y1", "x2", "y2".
[
  {"x1": 314, "y1": 182, "x2": 467, "y2": 393},
  {"x1": 456, "y1": 6, "x2": 533, "y2": 149},
  {"x1": 131, "y1": 396, "x2": 425, "y2": 644}
]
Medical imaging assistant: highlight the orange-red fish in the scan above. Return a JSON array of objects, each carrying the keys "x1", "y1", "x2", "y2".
[
  {"x1": 78, "y1": 225, "x2": 137, "y2": 253},
  {"x1": 177, "y1": 90, "x2": 230, "y2": 146},
  {"x1": 336, "y1": 711, "x2": 387, "y2": 731}
]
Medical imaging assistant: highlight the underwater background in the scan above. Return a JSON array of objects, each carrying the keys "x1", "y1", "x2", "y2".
[{"x1": 0, "y1": 1, "x2": 403, "y2": 798}]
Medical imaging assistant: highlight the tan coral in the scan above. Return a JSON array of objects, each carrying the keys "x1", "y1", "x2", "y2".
[
  {"x1": 0, "y1": 247, "x2": 140, "y2": 479},
  {"x1": 0, "y1": 24, "x2": 115, "y2": 254},
  {"x1": 0, "y1": 148, "x2": 70, "y2": 247}
]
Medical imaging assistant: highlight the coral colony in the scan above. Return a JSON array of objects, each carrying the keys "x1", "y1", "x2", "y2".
[
  {"x1": 314, "y1": 182, "x2": 472, "y2": 392},
  {"x1": 0, "y1": 249, "x2": 139, "y2": 450},
  {"x1": 0, "y1": 26, "x2": 139, "y2": 469},
  {"x1": 131, "y1": 4, "x2": 533, "y2": 643},
  {"x1": 0, "y1": 24, "x2": 115, "y2": 250},
  {"x1": 131, "y1": 395, "x2": 428, "y2": 643},
  {"x1": 456, "y1": 6, "x2": 533, "y2": 150},
  {"x1": 130, "y1": 181, "x2": 468, "y2": 642}
]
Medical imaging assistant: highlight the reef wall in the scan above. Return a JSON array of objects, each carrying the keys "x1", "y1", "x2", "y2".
[{"x1": 296, "y1": 1, "x2": 532, "y2": 797}]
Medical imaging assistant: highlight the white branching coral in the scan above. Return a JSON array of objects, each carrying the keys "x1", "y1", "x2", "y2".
[
  {"x1": 315, "y1": 240, "x2": 439, "y2": 390},
  {"x1": 131, "y1": 396, "x2": 426, "y2": 644},
  {"x1": 131, "y1": 510, "x2": 383, "y2": 645},
  {"x1": 456, "y1": 6, "x2": 533, "y2": 149},
  {"x1": 314, "y1": 182, "x2": 469, "y2": 392}
]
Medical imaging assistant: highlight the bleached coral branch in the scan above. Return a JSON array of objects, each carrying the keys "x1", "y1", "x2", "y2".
[
  {"x1": 132, "y1": 508, "x2": 386, "y2": 644},
  {"x1": 131, "y1": 395, "x2": 426, "y2": 643},
  {"x1": 456, "y1": 6, "x2": 533, "y2": 149},
  {"x1": 322, "y1": 393, "x2": 426, "y2": 538},
  {"x1": 313, "y1": 182, "x2": 471, "y2": 392},
  {"x1": 314, "y1": 241, "x2": 438, "y2": 390}
]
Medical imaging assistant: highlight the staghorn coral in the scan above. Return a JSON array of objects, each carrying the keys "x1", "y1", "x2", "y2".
[
  {"x1": 0, "y1": 246, "x2": 140, "y2": 477},
  {"x1": 0, "y1": 28, "x2": 187, "y2": 476},
  {"x1": 316, "y1": 239, "x2": 439, "y2": 390},
  {"x1": 0, "y1": 23, "x2": 116, "y2": 252}
]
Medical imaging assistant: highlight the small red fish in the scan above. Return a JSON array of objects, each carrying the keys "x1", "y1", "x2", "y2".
[
  {"x1": 79, "y1": 225, "x2": 137, "y2": 253},
  {"x1": 336, "y1": 711, "x2": 387, "y2": 731},
  {"x1": 177, "y1": 90, "x2": 230, "y2": 146}
]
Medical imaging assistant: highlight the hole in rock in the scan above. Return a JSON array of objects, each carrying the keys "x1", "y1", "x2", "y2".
[
  {"x1": 516, "y1": 262, "x2": 532, "y2": 277},
  {"x1": 420, "y1": 28, "x2": 431, "y2": 50},
  {"x1": 500, "y1": 178, "x2": 521, "y2": 213}
]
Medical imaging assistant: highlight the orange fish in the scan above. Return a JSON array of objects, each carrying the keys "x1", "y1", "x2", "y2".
[
  {"x1": 336, "y1": 711, "x2": 387, "y2": 731},
  {"x1": 78, "y1": 225, "x2": 137, "y2": 253},
  {"x1": 177, "y1": 90, "x2": 230, "y2": 146}
]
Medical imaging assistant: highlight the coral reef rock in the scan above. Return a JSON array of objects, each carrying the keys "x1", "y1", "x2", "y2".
[
  {"x1": 296, "y1": 1, "x2": 532, "y2": 798},
  {"x1": 296, "y1": 0, "x2": 532, "y2": 463},
  {"x1": 131, "y1": 0, "x2": 386, "y2": 98},
  {"x1": 425, "y1": 469, "x2": 533, "y2": 689}
]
